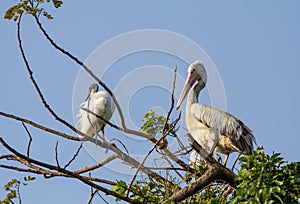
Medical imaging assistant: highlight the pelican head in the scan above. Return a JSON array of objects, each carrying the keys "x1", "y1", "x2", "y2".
[
  {"x1": 85, "y1": 83, "x2": 99, "y2": 101},
  {"x1": 176, "y1": 61, "x2": 207, "y2": 110},
  {"x1": 89, "y1": 83, "x2": 99, "y2": 93}
]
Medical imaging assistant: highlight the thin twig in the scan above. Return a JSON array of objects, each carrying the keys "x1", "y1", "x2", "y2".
[
  {"x1": 96, "y1": 191, "x2": 110, "y2": 204},
  {"x1": 0, "y1": 154, "x2": 116, "y2": 186},
  {"x1": 81, "y1": 108, "x2": 155, "y2": 142},
  {"x1": 63, "y1": 143, "x2": 83, "y2": 169},
  {"x1": 87, "y1": 173, "x2": 98, "y2": 204},
  {"x1": 110, "y1": 138, "x2": 129, "y2": 155},
  {"x1": 55, "y1": 141, "x2": 60, "y2": 168},
  {"x1": 126, "y1": 66, "x2": 178, "y2": 197},
  {"x1": 22, "y1": 122, "x2": 32, "y2": 157},
  {"x1": 87, "y1": 189, "x2": 98, "y2": 204},
  {"x1": 231, "y1": 154, "x2": 241, "y2": 171},
  {"x1": 0, "y1": 164, "x2": 42, "y2": 174},
  {"x1": 161, "y1": 65, "x2": 177, "y2": 141},
  {"x1": 74, "y1": 153, "x2": 118, "y2": 174},
  {"x1": 142, "y1": 167, "x2": 184, "y2": 171},
  {"x1": 0, "y1": 111, "x2": 79, "y2": 141},
  {"x1": 17, "y1": 14, "x2": 87, "y2": 139},
  {"x1": 34, "y1": 16, "x2": 128, "y2": 134},
  {"x1": 0, "y1": 154, "x2": 14, "y2": 160},
  {"x1": 164, "y1": 157, "x2": 186, "y2": 183}
]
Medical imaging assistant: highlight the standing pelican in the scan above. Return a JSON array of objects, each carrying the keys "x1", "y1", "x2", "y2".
[
  {"x1": 176, "y1": 61, "x2": 256, "y2": 165},
  {"x1": 76, "y1": 83, "x2": 115, "y2": 139}
]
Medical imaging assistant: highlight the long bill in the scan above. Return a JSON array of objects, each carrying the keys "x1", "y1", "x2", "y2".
[{"x1": 176, "y1": 72, "x2": 197, "y2": 110}]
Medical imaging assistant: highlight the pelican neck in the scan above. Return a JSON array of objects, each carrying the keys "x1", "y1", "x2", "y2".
[{"x1": 187, "y1": 81, "x2": 204, "y2": 106}]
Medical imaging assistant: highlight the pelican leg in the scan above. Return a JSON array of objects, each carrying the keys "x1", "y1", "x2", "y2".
[
  {"x1": 223, "y1": 154, "x2": 229, "y2": 167},
  {"x1": 100, "y1": 128, "x2": 105, "y2": 141}
]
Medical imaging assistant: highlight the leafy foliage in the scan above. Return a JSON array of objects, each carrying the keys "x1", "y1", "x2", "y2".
[
  {"x1": 141, "y1": 109, "x2": 167, "y2": 137},
  {"x1": 4, "y1": 0, "x2": 63, "y2": 21},
  {"x1": 0, "y1": 176, "x2": 35, "y2": 204},
  {"x1": 231, "y1": 146, "x2": 300, "y2": 203},
  {"x1": 132, "y1": 178, "x2": 181, "y2": 203},
  {"x1": 112, "y1": 178, "x2": 180, "y2": 203},
  {"x1": 111, "y1": 180, "x2": 127, "y2": 202},
  {"x1": 111, "y1": 147, "x2": 300, "y2": 203}
]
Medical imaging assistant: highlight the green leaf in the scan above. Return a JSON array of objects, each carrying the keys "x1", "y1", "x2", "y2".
[
  {"x1": 52, "y1": 0, "x2": 63, "y2": 8},
  {"x1": 112, "y1": 180, "x2": 127, "y2": 201},
  {"x1": 43, "y1": 11, "x2": 53, "y2": 20},
  {"x1": 4, "y1": 4, "x2": 22, "y2": 20},
  {"x1": 140, "y1": 109, "x2": 167, "y2": 136},
  {"x1": 273, "y1": 180, "x2": 283, "y2": 186}
]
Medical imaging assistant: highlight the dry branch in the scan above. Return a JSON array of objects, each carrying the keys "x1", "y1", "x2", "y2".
[
  {"x1": 161, "y1": 157, "x2": 237, "y2": 203},
  {"x1": 63, "y1": 143, "x2": 83, "y2": 169},
  {"x1": 0, "y1": 137, "x2": 141, "y2": 204},
  {"x1": 74, "y1": 153, "x2": 118, "y2": 174},
  {"x1": 22, "y1": 122, "x2": 32, "y2": 157},
  {"x1": 0, "y1": 111, "x2": 79, "y2": 141}
]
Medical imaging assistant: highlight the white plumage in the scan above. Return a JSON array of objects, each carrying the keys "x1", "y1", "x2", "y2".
[
  {"x1": 176, "y1": 61, "x2": 256, "y2": 165},
  {"x1": 76, "y1": 83, "x2": 115, "y2": 139},
  {"x1": 189, "y1": 150, "x2": 221, "y2": 167}
]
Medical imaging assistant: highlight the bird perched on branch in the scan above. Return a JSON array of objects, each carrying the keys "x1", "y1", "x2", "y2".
[
  {"x1": 176, "y1": 61, "x2": 256, "y2": 166},
  {"x1": 76, "y1": 83, "x2": 115, "y2": 140}
]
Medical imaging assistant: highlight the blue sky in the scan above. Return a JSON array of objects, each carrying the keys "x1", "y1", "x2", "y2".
[{"x1": 1, "y1": 1, "x2": 300, "y2": 203}]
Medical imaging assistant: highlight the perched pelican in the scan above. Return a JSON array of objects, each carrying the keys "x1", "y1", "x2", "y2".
[
  {"x1": 176, "y1": 61, "x2": 256, "y2": 165},
  {"x1": 76, "y1": 83, "x2": 115, "y2": 139}
]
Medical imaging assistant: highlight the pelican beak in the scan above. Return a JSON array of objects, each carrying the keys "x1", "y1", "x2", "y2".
[
  {"x1": 176, "y1": 72, "x2": 198, "y2": 110},
  {"x1": 84, "y1": 92, "x2": 91, "y2": 101}
]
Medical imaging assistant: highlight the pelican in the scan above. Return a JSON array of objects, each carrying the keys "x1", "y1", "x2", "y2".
[
  {"x1": 76, "y1": 83, "x2": 115, "y2": 139},
  {"x1": 176, "y1": 61, "x2": 256, "y2": 166}
]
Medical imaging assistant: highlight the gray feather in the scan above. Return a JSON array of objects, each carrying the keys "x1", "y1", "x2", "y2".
[{"x1": 191, "y1": 103, "x2": 256, "y2": 154}]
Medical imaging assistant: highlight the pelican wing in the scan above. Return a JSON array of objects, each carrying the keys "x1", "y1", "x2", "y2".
[
  {"x1": 76, "y1": 91, "x2": 110, "y2": 137},
  {"x1": 191, "y1": 103, "x2": 256, "y2": 154}
]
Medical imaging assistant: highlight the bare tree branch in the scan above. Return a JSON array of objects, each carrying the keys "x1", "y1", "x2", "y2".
[
  {"x1": 0, "y1": 154, "x2": 117, "y2": 186},
  {"x1": 232, "y1": 153, "x2": 241, "y2": 171},
  {"x1": 34, "y1": 16, "x2": 128, "y2": 136},
  {"x1": 109, "y1": 138, "x2": 129, "y2": 155},
  {"x1": 0, "y1": 137, "x2": 142, "y2": 204},
  {"x1": 126, "y1": 66, "x2": 179, "y2": 197},
  {"x1": 0, "y1": 111, "x2": 79, "y2": 141},
  {"x1": 22, "y1": 122, "x2": 32, "y2": 157},
  {"x1": 96, "y1": 191, "x2": 110, "y2": 204},
  {"x1": 55, "y1": 141, "x2": 60, "y2": 168},
  {"x1": 0, "y1": 164, "x2": 43, "y2": 174},
  {"x1": 17, "y1": 14, "x2": 80, "y2": 136},
  {"x1": 87, "y1": 188, "x2": 99, "y2": 204},
  {"x1": 81, "y1": 108, "x2": 156, "y2": 142},
  {"x1": 74, "y1": 153, "x2": 118, "y2": 174},
  {"x1": 63, "y1": 143, "x2": 83, "y2": 169},
  {"x1": 161, "y1": 158, "x2": 237, "y2": 203}
]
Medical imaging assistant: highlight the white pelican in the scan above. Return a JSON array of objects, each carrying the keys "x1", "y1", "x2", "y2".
[
  {"x1": 76, "y1": 83, "x2": 115, "y2": 139},
  {"x1": 176, "y1": 61, "x2": 256, "y2": 165}
]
